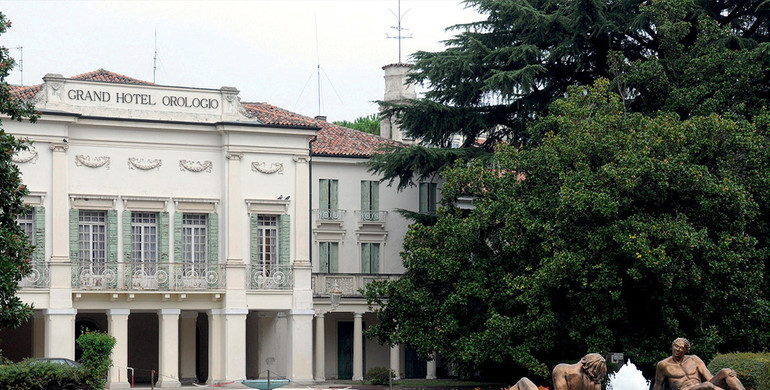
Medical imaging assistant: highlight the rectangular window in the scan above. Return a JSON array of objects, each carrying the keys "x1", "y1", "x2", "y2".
[
  {"x1": 319, "y1": 242, "x2": 339, "y2": 273},
  {"x1": 257, "y1": 215, "x2": 279, "y2": 269},
  {"x1": 319, "y1": 179, "x2": 339, "y2": 220},
  {"x1": 361, "y1": 243, "x2": 380, "y2": 274},
  {"x1": 361, "y1": 180, "x2": 380, "y2": 221},
  {"x1": 132, "y1": 212, "x2": 158, "y2": 273},
  {"x1": 419, "y1": 182, "x2": 438, "y2": 214},
  {"x1": 183, "y1": 213, "x2": 208, "y2": 274},
  {"x1": 16, "y1": 208, "x2": 34, "y2": 245},
  {"x1": 79, "y1": 210, "x2": 106, "y2": 274}
]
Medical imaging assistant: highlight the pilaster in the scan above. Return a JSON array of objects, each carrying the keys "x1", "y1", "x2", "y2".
[
  {"x1": 44, "y1": 308, "x2": 76, "y2": 359},
  {"x1": 353, "y1": 312, "x2": 363, "y2": 381},
  {"x1": 107, "y1": 309, "x2": 131, "y2": 389},
  {"x1": 157, "y1": 309, "x2": 181, "y2": 388},
  {"x1": 289, "y1": 309, "x2": 314, "y2": 383},
  {"x1": 207, "y1": 310, "x2": 224, "y2": 385},
  {"x1": 314, "y1": 312, "x2": 325, "y2": 382},
  {"x1": 223, "y1": 309, "x2": 248, "y2": 381}
]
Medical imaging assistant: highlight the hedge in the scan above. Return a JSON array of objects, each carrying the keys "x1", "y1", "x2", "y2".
[{"x1": 708, "y1": 352, "x2": 770, "y2": 390}]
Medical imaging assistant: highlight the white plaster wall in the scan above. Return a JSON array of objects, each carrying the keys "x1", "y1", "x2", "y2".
[{"x1": 312, "y1": 157, "x2": 418, "y2": 274}]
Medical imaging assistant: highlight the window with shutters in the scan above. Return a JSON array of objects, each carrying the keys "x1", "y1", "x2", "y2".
[
  {"x1": 360, "y1": 180, "x2": 380, "y2": 221},
  {"x1": 182, "y1": 213, "x2": 208, "y2": 274},
  {"x1": 361, "y1": 243, "x2": 380, "y2": 274},
  {"x1": 79, "y1": 210, "x2": 106, "y2": 274},
  {"x1": 319, "y1": 179, "x2": 340, "y2": 220},
  {"x1": 132, "y1": 212, "x2": 158, "y2": 274},
  {"x1": 318, "y1": 242, "x2": 339, "y2": 273},
  {"x1": 257, "y1": 215, "x2": 279, "y2": 270},
  {"x1": 419, "y1": 182, "x2": 438, "y2": 215},
  {"x1": 16, "y1": 208, "x2": 34, "y2": 245}
]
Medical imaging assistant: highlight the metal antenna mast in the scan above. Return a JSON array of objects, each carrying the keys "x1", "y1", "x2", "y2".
[
  {"x1": 153, "y1": 31, "x2": 158, "y2": 83},
  {"x1": 12, "y1": 46, "x2": 23, "y2": 86},
  {"x1": 387, "y1": 0, "x2": 412, "y2": 63},
  {"x1": 315, "y1": 15, "x2": 321, "y2": 116}
]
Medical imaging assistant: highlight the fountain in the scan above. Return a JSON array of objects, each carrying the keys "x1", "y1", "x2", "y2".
[{"x1": 607, "y1": 360, "x2": 651, "y2": 390}]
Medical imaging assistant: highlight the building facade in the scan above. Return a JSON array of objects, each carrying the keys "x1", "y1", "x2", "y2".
[{"x1": 1, "y1": 69, "x2": 437, "y2": 388}]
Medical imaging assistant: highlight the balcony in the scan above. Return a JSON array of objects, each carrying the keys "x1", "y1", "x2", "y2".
[
  {"x1": 246, "y1": 264, "x2": 293, "y2": 290},
  {"x1": 314, "y1": 208, "x2": 345, "y2": 229},
  {"x1": 312, "y1": 273, "x2": 401, "y2": 297},
  {"x1": 19, "y1": 261, "x2": 50, "y2": 289},
  {"x1": 71, "y1": 262, "x2": 226, "y2": 291},
  {"x1": 355, "y1": 210, "x2": 387, "y2": 229}
]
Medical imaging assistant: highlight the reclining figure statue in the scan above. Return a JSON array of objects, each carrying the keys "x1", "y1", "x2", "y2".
[
  {"x1": 509, "y1": 353, "x2": 607, "y2": 390},
  {"x1": 654, "y1": 338, "x2": 745, "y2": 390}
]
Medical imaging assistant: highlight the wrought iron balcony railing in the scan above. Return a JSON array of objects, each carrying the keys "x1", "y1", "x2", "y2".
[
  {"x1": 315, "y1": 208, "x2": 345, "y2": 221},
  {"x1": 355, "y1": 210, "x2": 387, "y2": 222},
  {"x1": 71, "y1": 261, "x2": 226, "y2": 291},
  {"x1": 246, "y1": 263, "x2": 293, "y2": 290},
  {"x1": 19, "y1": 261, "x2": 50, "y2": 289}
]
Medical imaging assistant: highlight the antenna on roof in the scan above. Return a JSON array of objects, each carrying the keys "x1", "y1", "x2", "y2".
[
  {"x1": 153, "y1": 31, "x2": 158, "y2": 83},
  {"x1": 12, "y1": 46, "x2": 23, "y2": 86},
  {"x1": 315, "y1": 15, "x2": 322, "y2": 116},
  {"x1": 387, "y1": 0, "x2": 412, "y2": 63}
]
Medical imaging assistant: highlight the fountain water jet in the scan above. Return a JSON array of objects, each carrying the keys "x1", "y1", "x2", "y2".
[{"x1": 607, "y1": 360, "x2": 651, "y2": 390}]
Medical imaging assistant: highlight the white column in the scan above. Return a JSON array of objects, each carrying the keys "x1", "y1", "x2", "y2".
[
  {"x1": 352, "y1": 313, "x2": 363, "y2": 381},
  {"x1": 225, "y1": 152, "x2": 243, "y2": 264},
  {"x1": 48, "y1": 143, "x2": 73, "y2": 310},
  {"x1": 390, "y1": 345, "x2": 401, "y2": 380},
  {"x1": 107, "y1": 309, "x2": 130, "y2": 389},
  {"x1": 44, "y1": 308, "x2": 76, "y2": 359},
  {"x1": 223, "y1": 309, "x2": 248, "y2": 381},
  {"x1": 292, "y1": 154, "x2": 310, "y2": 263},
  {"x1": 32, "y1": 311, "x2": 45, "y2": 358},
  {"x1": 314, "y1": 312, "x2": 325, "y2": 382},
  {"x1": 179, "y1": 312, "x2": 198, "y2": 383},
  {"x1": 289, "y1": 309, "x2": 314, "y2": 383},
  {"x1": 207, "y1": 310, "x2": 224, "y2": 385},
  {"x1": 157, "y1": 309, "x2": 181, "y2": 388},
  {"x1": 426, "y1": 354, "x2": 437, "y2": 380}
]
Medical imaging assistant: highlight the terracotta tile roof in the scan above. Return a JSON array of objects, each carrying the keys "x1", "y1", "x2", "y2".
[
  {"x1": 242, "y1": 102, "x2": 402, "y2": 158},
  {"x1": 70, "y1": 69, "x2": 154, "y2": 85},
  {"x1": 8, "y1": 84, "x2": 41, "y2": 100}
]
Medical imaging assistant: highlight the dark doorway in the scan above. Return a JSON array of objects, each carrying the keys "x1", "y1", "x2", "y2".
[
  {"x1": 405, "y1": 346, "x2": 426, "y2": 378},
  {"x1": 337, "y1": 322, "x2": 353, "y2": 379}
]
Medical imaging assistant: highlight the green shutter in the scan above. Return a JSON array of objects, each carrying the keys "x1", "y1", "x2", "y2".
[
  {"x1": 33, "y1": 207, "x2": 45, "y2": 263},
  {"x1": 69, "y1": 208, "x2": 80, "y2": 264},
  {"x1": 122, "y1": 210, "x2": 132, "y2": 262},
  {"x1": 279, "y1": 214, "x2": 290, "y2": 265},
  {"x1": 330, "y1": 243, "x2": 338, "y2": 273},
  {"x1": 107, "y1": 210, "x2": 118, "y2": 264},
  {"x1": 361, "y1": 181, "x2": 370, "y2": 212},
  {"x1": 430, "y1": 183, "x2": 438, "y2": 213},
  {"x1": 159, "y1": 212, "x2": 170, "y2": 263},
  {"x1": 361, "y1": 243, "x2": 370, "y2": 274},
  {"x1": 330, "y1": 180, "x2": 338, "y2": 210},
  {"x1": 419, "y1": 183, "x2": 428, "y2": 213},
  {"x1": 319, "y1": 242, "x2": 329, "y2": 273},
  {"x1": 208, "y1": 212, "x2": 218, "y2": 264},
  {"x1": 371, "y1": 182, "x2": 379, "y2": 212},
  {"x1": 250, "y1": 214, "x2": 259, "y2": 264},
  {"x1": 319, "y1": 179, "x2": 329, "y2": 210},
  {"x1": 174, "y1": 212, "x2": 183, "y2": 263},
  {"x1": 371, "y1": 244, "x2": 380, "y2": 274}
]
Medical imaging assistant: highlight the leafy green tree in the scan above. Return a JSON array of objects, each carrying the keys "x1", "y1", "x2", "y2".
[
  {"x1": 370, "y1": 0, "x2": 770, "y2": 189},
  {"x1": 334, "y1": 114, "x2": 381, "y2": 135},
  {"x1": 0, "y1": 12, "x2": 39, "y2": 329},
  {"x1": 365, "y1": 80, "x2": 770, "y2": 378}
]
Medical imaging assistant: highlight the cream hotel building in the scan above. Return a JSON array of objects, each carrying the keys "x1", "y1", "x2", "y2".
[{"x1": 1, "y1": 64, "x2": 440, "y2": 387}]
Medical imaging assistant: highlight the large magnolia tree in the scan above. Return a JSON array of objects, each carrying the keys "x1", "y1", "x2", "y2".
[{"x1": 0, "y1": 12, "x2": 39, "y2": 329}]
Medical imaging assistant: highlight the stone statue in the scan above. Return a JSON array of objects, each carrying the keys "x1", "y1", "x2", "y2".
[
  {"x1": 509, "y1": 377, "x2": 538, "y2": 390},
  {"x1": 552, "y1": 353, "x2": 607, "y2": 390},
  {"x1": 653, "y1": 338, "x2": 746, "y2": 390}
]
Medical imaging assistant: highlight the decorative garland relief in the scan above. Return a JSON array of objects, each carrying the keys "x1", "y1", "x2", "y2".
[
  {"x1": 179, "y1": 160, "x2": 212, "y2": 173},
  {"x1": 75, "y1": 155, "x2": 110, "y2": 169},
  {"x1": 127, "y1": 157, "x2": 162, "y2": 171},
  {"x1": 251, "y1": 161, "x2": 284, "y2": 175},
  {"x1": 12, "y1": 147, "x2": 38, "y2": 164}
]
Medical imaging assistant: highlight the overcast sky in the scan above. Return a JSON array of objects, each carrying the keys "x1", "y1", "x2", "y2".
[{"x1": 2, "y1": 0, "x2": 481, "y2": 122}]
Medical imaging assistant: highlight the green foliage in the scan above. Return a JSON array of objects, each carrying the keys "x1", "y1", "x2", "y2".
[
  {"x1": 0, "y1": 360, "x2": 92, "y2": 390},
  {"x1": 366, "y1": 366, "x2": 395, "y2": 385},
  {"x1": 708, "y1": 353, "x2": 770, "y2": 390},
  {"x1": 366, "y1": 80, "x2": 770, "y2": 378},
  {"x1": 334, "y1": 114, "x2": 381, "y2": 135},
  {"x1": 375, "y1": 0, "x2": 770, "y2": 188},
  {"x1": 76, "y1": 330, "x2": 116, "y2": 390},
  {"x1": 0, "y1": 12, "x2": 39, "y2": 329}
]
